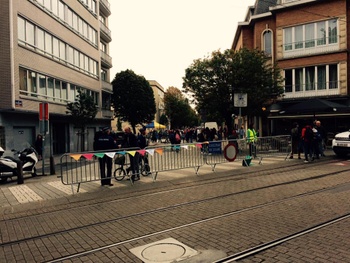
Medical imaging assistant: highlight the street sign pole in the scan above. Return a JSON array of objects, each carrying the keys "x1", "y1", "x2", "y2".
[{"x1": 39, "y1": 103, "x2": 49, "y2": 176}]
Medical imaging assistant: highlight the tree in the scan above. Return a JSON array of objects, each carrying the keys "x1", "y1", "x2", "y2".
[
  {"x1": 66, "y1": 89, "x2": 98, "y2": 151},
  {"x1": 112, "y1": 70, "x2": 156, "y2": 133},
  {"x1": 183, "y1": 48, "x2": 284, "y2": 132},
  {"x1": 163, "y1": 87, "x2": 199, "y2": 129}
]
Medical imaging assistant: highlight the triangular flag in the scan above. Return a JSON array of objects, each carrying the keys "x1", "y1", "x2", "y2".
[
  {"x1": 94, "y1": 153, "x2": 105, "y2": 158},
  {"x1": 70, "y1": 154, "x2": 82, "y2": 161},
  {"x1": 146, "y1": 149, "x2": 155, "y2": 156},
  {"x1": 196, "y1": 143, "x2": 202, "y2": 148},
  {"x1": 105, "y1": 152, "x2": 116, "y2": 159},
  {"x1": 155, "y1": 148, "x2": 163, "y2": 155},
  {"x1": 81, "y1": 153, "x2": 94, "y2": 160},
  {"x1": 181, "y1": 145, "x2": 188, "y2": 150},
  {"x1": 128, "y1": 151, "x2": 136, "y2": 157},
  {"x1": 138, "y1": 149, "x2": 146, "y2": 156},
  {"x1": 117, "y1": 151, "x2": 127, "y2": 155}
]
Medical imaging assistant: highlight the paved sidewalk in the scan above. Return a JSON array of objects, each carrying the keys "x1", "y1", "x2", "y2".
[{"x1": 0, "y1": 150, "x2": 333, "y2": 209}]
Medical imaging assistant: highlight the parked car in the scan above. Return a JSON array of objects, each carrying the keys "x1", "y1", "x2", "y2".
[{"x1": 332, "y1": 129, "x2": 350, "y2": 157}]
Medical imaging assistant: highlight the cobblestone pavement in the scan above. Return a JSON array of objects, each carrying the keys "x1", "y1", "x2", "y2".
[{"x1": 1, "y1": 149, "x2": 350, "y2": 262}]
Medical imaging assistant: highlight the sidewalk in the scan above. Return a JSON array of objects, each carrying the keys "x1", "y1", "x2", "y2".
[{"x1": 0, "y1": 150, "x2": 334, "y2": 209}]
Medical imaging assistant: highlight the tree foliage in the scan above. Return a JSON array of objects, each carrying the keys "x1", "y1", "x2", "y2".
[
  {"x1": 163, "y1": 87, "x2": 199, "y2": 129},
  {"x1": 182, "y1": 48, "x2": 284, "y2": 131},
  {"x1": 112, "y1": 70, "x2": 156, "y2": 133},
  {"x1": 66, "y1": 89, "x2": 98, "y2": 151}
]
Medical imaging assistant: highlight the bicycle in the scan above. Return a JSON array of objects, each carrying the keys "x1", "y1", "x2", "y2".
[
  {"x1": 139, "y1": 153, "x2": 151, "y2": 176},
  {"x1": 113, "y1": 154, "x2": 128, "y2": 181}
]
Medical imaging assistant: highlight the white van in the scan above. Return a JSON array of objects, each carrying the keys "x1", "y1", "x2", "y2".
[{"x1": 204, "y1": 122, "x2": 218, "y2": 131}]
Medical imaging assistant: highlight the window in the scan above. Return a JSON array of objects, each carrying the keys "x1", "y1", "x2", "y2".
[
  {"x1": 316, "y1": 21, "x2": 326, "y2": 46},
  {"x1": 45, "y1": 33, "x2": 52, "y2": 54},
  {"x1": 29, "y1": 71, "x2": 38, "y2": 95},
  {"x1": 305, "y1": 23, "x2": 315, "y2": 48},
  {"x1": 55, "y1": 79, "x2": 61, "y2": 101},
  {"x1": 58, "y1": 1, "x2": 65, "y2": 21},
  {"x1": 26, "y1": 22, "x2": 35, "y2": 46},
  {"x1": 38, "y1": 74, "x2": 47, "y2": 96},
  {"x1": 317, "y1": 66, "x2": 326, "y2": 90},
  {"x1": 329, "y1": 19, "x2": 337, "y2": 44},
  {"x1": 294, "y1": 25, "x2": 303, "y2": 49},
  {"x1": 284, "y1": 70, "x2": 292, "y2": 93},
  {"x1": 47, "y1": 77, "x2": 54, "y2": 100},
  {"x1": 37, "y1": 28, "x2": 45, "y2": 53},
  {"x1": 19, "y1": 68, "x2": 27, "y2": 93},
  {"x1": 18, "y1": 17, "x2": 25, "y2": 42},
  {"x1": 52, "y1": 37, "x2": 59, "y2": 59},
  {"x1": 305, "y1": 67, "x2": 315, "y2": 91},
  {"x1": 283, "y1": 19, "x2": 338, "y2": 53},
  {"x1": 59, "y1": 41, "x2": 66, "y2": 60},
  {"x1": 284, "y1": 64, "x2": 338, "y2": 93},
  {"x1": 263, "y1": 31, "x2": 272, "y2": 55},
  {"x1": 101, "y1": 69, "x2": 107, "y2": 81},
  {"x1": 295, "y1": 68, "x2": 303, "y2": 92},
  {"x1": 329, "y1": 64, "x2": 338, "y2": 89}
]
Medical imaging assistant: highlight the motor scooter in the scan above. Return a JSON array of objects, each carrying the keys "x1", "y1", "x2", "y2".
[{"x1": 0, "y1": 146, "x2": 38, "y2": 183}]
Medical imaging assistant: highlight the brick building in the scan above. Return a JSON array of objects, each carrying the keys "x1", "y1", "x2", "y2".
[
  {"x1": 0, "y1": 0, "x2": 113, "y2": 155},
  {"x1": 232, "y1": 0, "x2": 350, "y2": 135}
]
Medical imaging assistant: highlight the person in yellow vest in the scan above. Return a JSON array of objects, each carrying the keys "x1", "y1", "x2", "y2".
[{"x1": 246, "y1": 123, "x2": 257, "y2": 157}]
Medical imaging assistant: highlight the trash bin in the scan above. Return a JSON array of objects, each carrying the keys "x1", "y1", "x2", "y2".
[{"x1": 242, "y1": 155, "x2": 252, "y2": 166}]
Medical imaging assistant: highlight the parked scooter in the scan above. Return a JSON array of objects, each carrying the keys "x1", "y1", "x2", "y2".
[{"x1": 0, "y1": 146, "x2": 38, "y2": 182}]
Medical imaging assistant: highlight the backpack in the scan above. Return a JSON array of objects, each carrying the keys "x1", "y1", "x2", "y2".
[
  {"x1": 304, "y1": 127, "x2": 313, "y2": 141},
  {"x1": 175, "y1": 133, "x2": 181, "y2": 142}
]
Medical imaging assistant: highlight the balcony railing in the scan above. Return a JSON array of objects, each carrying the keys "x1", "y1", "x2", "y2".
[
  {"x1": 99, "y1": 0, "x2": 111, "y2": 16},
  {"x1": 283, "y1": 82, "x2": 340, "y2": 99},
  {"x1": 100, "y1": 21, "x2": 112, "y2": 42},
  {"x1": 283, "y1": 37, "x2": 339, "y2": 59},
  {"x1": 101, "y1": 80, "x2": 112, "y2": 91},
  {"x1": 100, "y1": 50, "x2": 112, "y2": 68}
]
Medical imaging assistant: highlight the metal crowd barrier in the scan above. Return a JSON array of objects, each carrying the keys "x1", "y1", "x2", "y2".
[
  {"x1": 60, "y1": 147, "x2": 140, "y2": 193},
  {"x1": 145, "y1": 143, "x2": 205, "y2": 181},
  {"x1": 59, "y1": 136, "x2": 291, "y2": 192}
]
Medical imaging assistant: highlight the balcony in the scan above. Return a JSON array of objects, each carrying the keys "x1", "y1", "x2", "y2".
[
  {"x1": 100, "y1": 50, "x2": 112, "y2": 68},
  {"x1": 100, "y1": 21, "x2": 112, "y2": 42},
  {"x1": 99, "y1": 0, "x2": 111, "y2": 16},
  {"x1": 101, "y1": 80, "x2": 112, "y2": 92},
  {"x1": 282, "y1": 37, "x2": 339, "y2": 59},
  {"x1": 283, "y1": 83, "x2": 340, "y2": 99},
  {"x1": 101, "y1": 108, "x2": 114, "y2": 119}
]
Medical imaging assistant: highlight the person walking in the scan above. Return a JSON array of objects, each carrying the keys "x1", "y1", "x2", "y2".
[
  {"x1": 94, "y1": 127, "x2": 116, "y2": 186},
  {"x1": 246, "y1": 123, "x2": 257, "y2": 157},
  {"x1": 290, "y1": 122, "x2": 301, "y2": 159},
  {"x1": 315, "y1": 120, "x2": 327, "y2": 157},
  {"x1": 122, "y1": 127, "x2": 140, "y2": 182},
  {"x1": 301, "y1": 123, "x2": 314, "y2": 163}
]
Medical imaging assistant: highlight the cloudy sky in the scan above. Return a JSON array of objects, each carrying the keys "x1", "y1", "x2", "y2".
[{"x1": 109, "y1": 0, "x2": 256, "y2": 89}]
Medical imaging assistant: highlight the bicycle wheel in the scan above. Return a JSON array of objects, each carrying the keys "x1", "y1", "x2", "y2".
[
  {"x1": 141, "y1": 163, "x2": 151, "y2": 176},
  {"x1": 114, "y1": 167, "x2": 126, "y2": 181}
]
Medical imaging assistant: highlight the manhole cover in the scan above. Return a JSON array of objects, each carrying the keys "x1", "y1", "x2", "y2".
[
  {"x1": 142, "y1": 243, "x2": 186, "y2": 261},
  {"x1": 130, "y1": 237, "x2": 198, "y2": 263}
]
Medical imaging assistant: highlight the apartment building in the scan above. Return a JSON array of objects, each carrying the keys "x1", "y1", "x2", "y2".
[
  {"x1": 232, "y1": 0, "x2": 350, "y2": 134},
  {"x1": 0, "y1": 0, "x2": 113, "y2": 155}
]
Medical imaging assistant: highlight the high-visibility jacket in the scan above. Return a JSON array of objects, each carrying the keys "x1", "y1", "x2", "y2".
[{"x1": 246, "y1": 128, "x2": 257, "y2": 143}]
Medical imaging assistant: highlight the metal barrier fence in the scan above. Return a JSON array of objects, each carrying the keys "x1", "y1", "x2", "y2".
[
  {"x1": 145, "y1": 143, "x2": 205, "y2": 181},
  {"x1": 59, "y1": 136, "x2": 291, "y2": 192}
]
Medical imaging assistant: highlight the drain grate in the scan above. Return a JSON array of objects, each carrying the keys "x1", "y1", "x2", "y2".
[{"x1": 130, "y1": 237, "x2": 198, "y2": 263}]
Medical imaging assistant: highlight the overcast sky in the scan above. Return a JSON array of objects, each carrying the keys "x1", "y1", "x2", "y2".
[{"x1": 109, "y1": 0, "x2": 256, "y2": 90}]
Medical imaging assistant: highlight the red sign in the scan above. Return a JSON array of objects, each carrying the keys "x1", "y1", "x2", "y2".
[{"x1": 39, "y1": 103, "x2": 49, "y2": 120}]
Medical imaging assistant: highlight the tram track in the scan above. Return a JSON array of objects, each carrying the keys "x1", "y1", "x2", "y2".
[
  {"x1": 0, "y1": 158, "x2": 339, "y2": 222},
  {"x1": 0, "y1": 162, "x2": 349, "y2": 262}
]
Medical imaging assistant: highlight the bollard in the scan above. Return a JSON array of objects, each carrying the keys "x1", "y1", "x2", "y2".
[
  {"x1": 17, "y1": 160, "x2": 24, "y2": 184},
  {"x1": 50, "y1": 155, "x2": 56, "y2": 175}
]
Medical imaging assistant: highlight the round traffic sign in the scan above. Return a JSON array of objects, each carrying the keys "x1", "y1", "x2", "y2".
[{"x1": 224, "y1": 143, "x2": 237, "y2": 162}]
